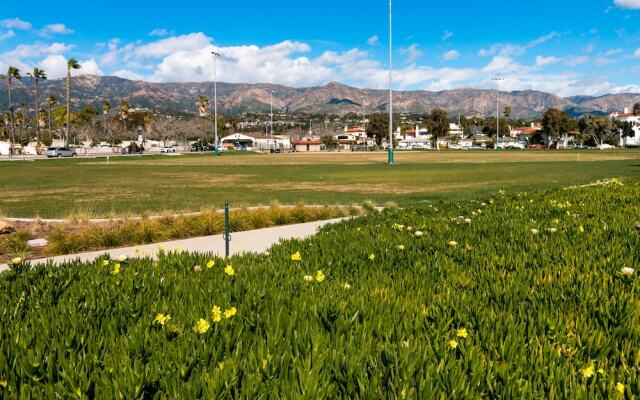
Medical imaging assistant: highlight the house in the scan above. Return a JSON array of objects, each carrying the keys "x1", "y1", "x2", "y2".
[
  {"x1": 449, "y1": 123, "x2": 464, "y2": 137},
  {"x1": 220, "y1": 133, "x2": 291, "y2": 152},
  {"x1": 0, "y1": 141, "x2": 22, "y2": 156},
  {"x1": 611, "y1": 107, "x2": 640, "y2": 147},
  {"x1": 292, "y1": 138, "x2": 322, "y2": 152}
]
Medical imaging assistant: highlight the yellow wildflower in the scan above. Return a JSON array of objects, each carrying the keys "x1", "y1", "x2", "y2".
[
  {"x1": 0, "y1": 378, "x2": 6, "y2": 388},
  {"x1": 579, "y1": 225, "x2": 585, "y2": 233},
  {"x1": 116, "y1": 255, "x2": 127, "y2": 262},
  {"x1": 448, "y1": 340, "x2": 458, "y2": 349},
  {"x1": 456, "y1": 328, "x2": 468, "y2": 339},
  {"x1": 315, "y1": 270, "x2": 326, "y2": 282},
  {"x1": 224, "y1": 307, "x2": 237, "y2": 319},
  {"x1": 397, "y1": 245, "x2": 405, "y2": 251},
  {"x1": 224, "y1": 265, "x2": 235, "y2": 276},
  {"x1": 206, "y1": 260, "x2": 215, "y2": 269},
  {"x1": 10, "y1": 257, "x2": 22, "y2": 265},
  {"x1": 448, "y1": 241, "x2": 458, "y2": 248},
  {"x1": 616, "y1": 382, "x2": 624, "y2": 395},
  {"x1": 194, "y1": 318, "x2": 210, "y2": 334},
  {"x1": 581, "y1": 365, "x2": 595, "y2": 378},
  {"x1": 135, "y1": 246, "x2": 141, "y2": 253},
  {"x1": 291, "y1": 251, "x2": 302, "y2": 261},
  {"x1": 153, "y1": 313, "x2": 171, "y2": 326},
  {"x1": 368, "y1": 254, "x2": 375, "y2": 261},
  {"x1": 158, "y1": 244, "x2": 165, "y2": 252},
  {"x1": 112, "y1": 263, "x2": 121, "y2": 275},
  {"x1": 531, "y1": 229, "x2": 539, "y2": 235},
  {"x1": 303, "y1": 275, "x2": 314, "y2": 282},
  {"x1": 212, "y1": 306, "x2": 222, "y2": 322},
  {"x1": 343, "y1": 283, "x2": 351, "y2": 290},
  {"x1": 597, "y1": 368, "x2": 605, "y2": 376},
  {"x1": 101, "y1": 260, "x2": 110, "y2": 267}
]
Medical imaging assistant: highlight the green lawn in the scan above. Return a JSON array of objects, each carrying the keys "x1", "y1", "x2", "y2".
[{"x1": 1, "y1": 150, "x2": 639, "y2": 218}]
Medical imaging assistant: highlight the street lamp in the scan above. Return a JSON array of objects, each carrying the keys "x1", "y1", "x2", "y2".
[
  {"x1": 492, "y1": 76, "x2": 504, "y2": 151},
  {"x1": 388, "y1": 0, "x2": 394, "y2": 165},
  {"x1": 212, "y1": 51, "x2": 220, "y2": 156},
  {"x1": 270, "y1": 90, "x2": 275, "y2": 152}
]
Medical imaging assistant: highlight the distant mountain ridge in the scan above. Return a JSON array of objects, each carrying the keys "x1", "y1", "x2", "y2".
[{"x1": 0, "y1": 75, "x2": 638, "y2": 119}]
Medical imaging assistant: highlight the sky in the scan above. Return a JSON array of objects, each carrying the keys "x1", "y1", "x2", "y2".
[{"x1": 1, "y1": 0, "x2": 639, "y2": 97}]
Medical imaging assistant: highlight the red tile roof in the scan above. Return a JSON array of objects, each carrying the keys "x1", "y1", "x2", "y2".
[{"x1": 292, "y1": 140, "x2": 322, "y2": 145}]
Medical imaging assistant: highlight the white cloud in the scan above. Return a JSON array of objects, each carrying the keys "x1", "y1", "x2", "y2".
[
  {"x1": 605, "y1": 48, "x2": 624, "y2": 56},
  {"x1": 39, "y1": 23, "x2": 74, "y2": 36},
  {"x1": 582, "y1": 43, "x2": 596, "y2": 53},
  {"x1": 150, "y1": 28, "x2": 172, "y2": 37},
  {"x1": 134, "y1": 32, "x2": 213, "y2": 58},
  {"x1": 479, "y1": 31, "x2": 563, "y2": 58},
  {"x1": 635, "y1": 48, "x2": 640, "y2": 58},
  {"x1": 113, "y1": 69, "x2": 145, "y2": 81},
  {"x1": 37, "y1": 55, "x2": 103, "y2": 79},
  {"x1": 367, "y1": 35, "x2": 379, "y2": 46},
  {"x1": 79, "y1": 58, "x2": 104, "y2": 75},
  {"x1": 0, "y1": 30, "x2": 15, "y2": 41},
  {"x1": 442, "y1": 50, "x2": 460, "y2": 61},
  {"x1": 565, "y1": 56, "x2": 589, "y2": 66},
  {"x1": 535, "y1": 55, "x2": 561, "y2": 67},
  {"x1": 0, "y1": 18, "x2": 32, "y2": 30},
  {"x1": 442, "y1": 30, "x2": 453, "y2": 41},
  {"x1": 615, "y1": 0, "x2": 640, "y2": 9},
  {"x1": 400, "y1": 44, "x2": 423, "y2": 64}
]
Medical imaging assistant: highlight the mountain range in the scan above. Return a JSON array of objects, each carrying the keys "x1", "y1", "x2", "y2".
[{"x1": 0, "y1": 75, "x2": 638, "y2": 119}]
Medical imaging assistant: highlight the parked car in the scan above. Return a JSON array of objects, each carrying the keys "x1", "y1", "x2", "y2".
[
  {"x1": 597, "y1": 143, "x2": 616, "y2": 150},
  {"x1": 46, "y1": 147, "x2": 76, "y2": 158},
  {"x1": 121, "y1": 143, "x2": 144, "y2": 154},
  {"x1": 161, "y1": 146, "x2": 177, "y2": 153},
  {"x1": 505, "y1": 142, "x2": 526, "y2": 150},
  {"x1": 528, "y1": 144, "x2": 545, "y2": 149}
]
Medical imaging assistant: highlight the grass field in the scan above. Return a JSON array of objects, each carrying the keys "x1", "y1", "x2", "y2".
[
  {"x1": 1, "y1": 150, "x2": 639, "y2": 218},
  {"x1": 2, "y1": 178, "x2": 639, "y2": 397}
]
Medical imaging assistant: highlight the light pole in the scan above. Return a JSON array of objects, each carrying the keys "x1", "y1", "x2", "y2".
[
  {"x1": 270, "y1": 90, "x2": 275, "y2": 152},
  {"x1": 212, "y1": 51, "x2": 220, "y2": 156},
  {"x1": 492, "y1": 76, "x2": 503, "y2": 151},
  {"x1": 388, "y1": 0, "x2": 394, "y2": 164}
]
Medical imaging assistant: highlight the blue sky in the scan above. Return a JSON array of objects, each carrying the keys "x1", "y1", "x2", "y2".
[{"x1": 1, "y1": 0, "x2": 639, "y2": 96}]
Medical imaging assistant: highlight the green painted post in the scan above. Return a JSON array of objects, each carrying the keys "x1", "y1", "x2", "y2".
[{"x1": 224, "y1": 202, "x2": 230, "y2": 258}]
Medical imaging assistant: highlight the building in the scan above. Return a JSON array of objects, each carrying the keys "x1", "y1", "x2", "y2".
[
  {"x1": 292, "y1": 138, "x2": 322, "y2": 152},
  {"x1": 611, "y1": 107, "x2": 640, "y2": 147},
  {"x1": 220, "y1": 133, "x2": 291, "y2": 152}
]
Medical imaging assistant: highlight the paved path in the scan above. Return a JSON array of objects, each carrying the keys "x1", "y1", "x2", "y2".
[{"x1": 0, "y1": 218, "x2": 346, "y2": 273}]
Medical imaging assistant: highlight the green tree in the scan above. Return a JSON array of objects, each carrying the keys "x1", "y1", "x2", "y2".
[
  {"x1": 503, "y1": 106, "x2": 512, "y2": 120},
  {"x1": 427, "y1": 108, "x2": 449, "y2": 145},
  {"x1": 118, "y1": 99, "x2": 130, "y2": 135},
  {"x1": 482, "y1": 117, "x2": 510, "y2": 139},
  {"x1": 366, "y1": 113, "x2": 391, "y2": 145},
  {"x1": 321, "y1": 135, "x2": 337, "y2": 149},
  {"x1": 65, "y1": 58, "x2": 81, "y2": 146},
  {"x1": 27, "y1": 67, "x2": 47, "y2": 145},
  {"x1": 633, "y1": 102, "x2": 640, "y2": 116},
  {"x1": 542, "y1": 108, "x2": 570, "y2": 146},
  {"x1": 198, "y1": 96, "x2": 210, "y2": 138},
  {"x1": 4, "y1": 66, "x2": 21, "y2": 156},
  {"x1": 46, "y1": 95, "x2": 57, "y2": 142}
]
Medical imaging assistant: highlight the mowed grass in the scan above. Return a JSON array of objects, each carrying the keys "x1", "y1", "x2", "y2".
[{"x1": 1, "y1": 150, "x2": 639, "y2": 218}]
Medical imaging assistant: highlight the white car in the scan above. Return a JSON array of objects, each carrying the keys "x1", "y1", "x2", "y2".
[
  {"x1": 597, "y1": 144, "x2": 615, "y2": 150},
  {"x1": 161, "y1": 146, "x2": 177, "y2": 153}
]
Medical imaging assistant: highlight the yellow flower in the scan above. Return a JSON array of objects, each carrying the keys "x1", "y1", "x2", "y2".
[
  {"x1": 194, "y1": 318, "x2": 210, "y2": 334},
  {"x1": 158, "y1": 244, "x2": 165, "y2": 252},
  {"x1": 112, "y1": 263, "x2": 121, "y2": 275},
  {"x1": 135, "y1": 246, "x2": 141, "y2": 253},
  {"x1": 206, "y1": 260, "x2": 215, "y2": 269},
  {"x1": 291, "y1": 251, "x2": 302, "y2": 261},
  {"x1": 579, "y1": 225, "x2": 585, "y2": 233},
  {"x1": 597, "y1": 368, "x2": 605, "y2": 376},
  {"x1": 0, "y1": 378, "x2": 6, "y2": 388},
  {"x1": 224, "y1": 265, "x2": 235, "y2": 276},
  {"x1": 448, "y1": 241, "x2": 458, "y2": 248},
  {"x1": 531, "y1": 229, "x2": 539, "y2": 235},
  {"x1": 397, "y1": 245, "x2": 405, "y2": 251},
  {"x1": 224, "y1": 307, "x2": 237, "y2": 319},
  {"x1": 315, "y1": 270, "x2": 326, "y2": 282},
  {"x1": 581, "y1": 365, "x2": 595, "y2": 379},
  {"x1": 448, "y1": 340, "x2": 458, "y2": 349},
  {"x1": 343, "y1": 283, "x2": 351, "y2": 290},
  {"x1": 456, "y1": 328, "x2": 468, "y2": 339},
  {"x1": 303, "y1": 275, "x2": 314, "y2": 282},
  {"x1": 153, "y1": 313, "x2": 171, "y2": 326},
  {"x1": 101, "y1": 260, "x2": 110, "y2": 267},
  {"x1": 10, "y1": 257, "x2": 22, "y2": 265},
  {"x1": 368, "y1": 254, "x2": 376, "y2": 261},
  {"x1": 615, "y1": 382, "x2": 624, "y2": 395},
  {"x1": 116, "y1": 255, "x2": 127, "y2": 262},
  {"x1": 212, "y1": 306, "x2": 222, "y2": 322}
]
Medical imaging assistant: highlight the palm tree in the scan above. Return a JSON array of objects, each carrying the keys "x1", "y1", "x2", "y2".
[
  {"x1": 198, "y1": 95, "x2": 210, "y2": 138},
  {"x1": 118, "y1": 99, "x2": 130, "y2": 134},
  {"x1": 503, "y1": 106, "x2": 512, "y2": 120},
  {"x1": 65, "y1": 58, "x2": 81, "y2": 146},
  {"x1": 102, "y1": 100, "x2": 112, "y2": 147},
  {"x1": 5, "y1": 66, "x2": 21, "y2": 157},
  {"x1": 46, "y1": 95, "x2": 56, "y2": 141},
  {"x1": 27, "y1": 67, "x2": 47, "y2": 145}
]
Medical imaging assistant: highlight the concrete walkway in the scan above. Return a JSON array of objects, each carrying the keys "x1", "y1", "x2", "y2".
[{"x1": 0, "y1": 218, "x2": 346, "y2": 274}]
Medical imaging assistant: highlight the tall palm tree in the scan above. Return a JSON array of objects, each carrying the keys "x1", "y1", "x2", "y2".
[
  {"x1": 46, "y1": 95, "x2": 56, "y2": 141},
  {"x1": 5, "y1": 66, "x2": 21, "y2": 157},
  {"x1": 198, "y1": 95, "x2": 210, "y2": 138},
  {"x1": 118, "y1": 99, "x2": 130, "y2": 134},
  {"x1": 27, "y1": 67, "x2": 47, "y2": 145},
  {"x1": 102, "y1": 100, "x2": 112, "y2": 148},
  {"x1": 65, "y1": 58, "x2": 81, "y2": 146}
]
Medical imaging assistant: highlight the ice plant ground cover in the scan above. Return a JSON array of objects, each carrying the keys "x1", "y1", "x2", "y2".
[{"x1": 1, "y1": 178, "x2": 639, "y2": 398}]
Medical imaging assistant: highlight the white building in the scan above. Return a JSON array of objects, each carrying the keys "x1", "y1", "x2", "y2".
[
  {"x1": 449, "y1": 123, "x2": 464, "y2": 137},
  {"x1": 220, "y1": 133, "x2": 291, "y2": 152},
  {"x1": 611, "y1": 107, "x2": 640, "y2": 147}
]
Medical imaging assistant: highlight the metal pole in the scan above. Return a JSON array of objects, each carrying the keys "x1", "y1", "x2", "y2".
[
  {"x1": 224, "y1": 202, "x2": 230, "y2": 258},
  {"x1": 493, "y1": 77, "x2": 503, "y2": 151},
  {"x1": 388, "y1": 0, "x2": 394, "y2": 164},
  {"x1": 212, "y1": 52, "x2": 220, "y2": 156}
]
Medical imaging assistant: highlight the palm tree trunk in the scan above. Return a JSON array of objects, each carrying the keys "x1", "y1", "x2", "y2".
[
  {"x1": 48, "y1": 104, "x2": 52, "y2": 142},
  {"x1": 65, "y1": 66, "x2": 70, "y2": 147},
  {"x1": 7, "y1": 79, "x2": 15, "y2": 158},
  {"x1": 35, "y1": 79, "x2": 40, "y2": 145}
]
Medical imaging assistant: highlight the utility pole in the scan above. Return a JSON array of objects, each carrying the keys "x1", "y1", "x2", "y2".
[
  {"x1": 492, "y1": 76, "x2": 504, "y2": 151},
  {"x1": 388, "y1": 0, "x2": 394, "y2": 164},
  {"x1": 212, "y1": 51, "x2": 220, "y2": 155}
]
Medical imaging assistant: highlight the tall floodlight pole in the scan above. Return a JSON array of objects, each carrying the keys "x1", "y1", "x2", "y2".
[
  {"x1": 212, "y1": 51, "x2": 220, "y2": 156},
  {"x1": 388, "y1": 0, "x2": 394, "y2": 164},
  {"x1": 270, "y1": 90, "x2": 275, "y2": 152},
  {"x1": 492, "y1": 76, "x2": 503, "y2": 151}
]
